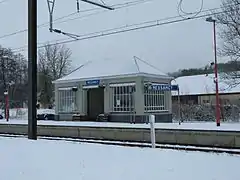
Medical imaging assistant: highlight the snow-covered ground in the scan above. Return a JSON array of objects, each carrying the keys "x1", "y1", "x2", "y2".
[
  {"x1": 1, "y1": 119, "x2": 240, "y2": 131},
  {"x1": 0, "y1": 136, "x2": 239, "y2": 180},
  {"x1": 1, "y1": 108, "x2": 240, "y2": 131},
  {"x1": 0, "y1": 108, "x2": 55, "y2": 120}
]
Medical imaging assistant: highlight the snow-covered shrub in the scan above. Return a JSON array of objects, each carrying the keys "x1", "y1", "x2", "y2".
[{"x1": 172, "y1": 103, "x2": 240, "y2": 122}]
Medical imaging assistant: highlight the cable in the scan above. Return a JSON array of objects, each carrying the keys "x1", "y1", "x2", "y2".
[
  {"x1": 11, "y1": 13, "x2": 189, "y2": 52},
  {"x1": 0, "y1": 0, "x2": 11, "y2": 4},
  {"x1": 0, "y1": 9, "x2": 94, "y2": 39},
  {"x1": 11, "y1": 4, "x2": 234, "y2": 52},
  {"x1": 99, "y1": 0, "x2": 106, "y2": 5},
  {"x1": 51, "y1": 0, "x2": 154, "y2": 26},
  {"x1": 12, "y1": 4, "x2": 236, "y2": 53},
  {"x1": 49, "y1": 0, "x2": 155, "y2": 39},
  {"x1": 178, "y1": 0, "x2": 204, "y2": 17},
  {"x1": 0, "y1": 0, "x2": 154, "y2": 40},
  {"x1": 11, "y1": 1, "x2": 240, "y2": 53},
  {"x1": 177, "y1": 0, "x2": 204, "y2": 18}
]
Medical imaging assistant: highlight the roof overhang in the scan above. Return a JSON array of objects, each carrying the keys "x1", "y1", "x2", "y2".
[{"x1": 53, "y1": 73, "x2": 172, "y2": 84}]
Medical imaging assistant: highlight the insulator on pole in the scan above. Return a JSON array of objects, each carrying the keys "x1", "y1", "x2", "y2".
[
  {"x1": 77, "y1": 0, "x2": 80, "y2": 12},
  {"x1": 47, "y1": 0, "x2": 56, "y2": 32}
]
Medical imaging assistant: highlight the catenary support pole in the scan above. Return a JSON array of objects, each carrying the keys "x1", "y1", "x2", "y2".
[
  {"x1": 149, "y1": 115, "x2": 156, "y2": 148},
  {"x1": 213, "y1": 20, "x2": 221, "y2": 127},
  {"x1": 28, "y1": 0, "x2": 37, "y2": 140}
]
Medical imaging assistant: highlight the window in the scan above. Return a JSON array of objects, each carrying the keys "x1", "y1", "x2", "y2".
[
  {"x1": 203, "y1": 100, "x2": 210, "y2": 104},
  {"x1": 58, "y1": 87, "x2": 77, "y2": 113},
  {"x1": 144, "y1": 83, "x2": 166, "y2": 112},
  {"x1": 111, "y1": 83, "x2": 135, "y2": 112}
]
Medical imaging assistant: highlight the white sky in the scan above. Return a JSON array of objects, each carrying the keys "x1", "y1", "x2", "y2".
[{"x1": 0, "y1": 0, "x2": 224, "y2": 73}]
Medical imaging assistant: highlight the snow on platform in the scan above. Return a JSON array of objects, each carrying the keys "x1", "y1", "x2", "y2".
[
  {"x1": 0, "y1": 136, "x2": 239, "y2": 180},
  {"x1": 1, "y1": 119, "x2": 240, "y2": 131}
]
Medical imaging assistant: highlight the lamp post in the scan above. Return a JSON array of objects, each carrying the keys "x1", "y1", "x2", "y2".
[
  {"x1": 2, "y1": 55, "x2": 9, "y2": 122},
  {"x1": 4, "y1": 91, "x2": 9, "y2": 121},
  {"x1": 206, "y1": 17, "x2": 221, "y2": 127}
]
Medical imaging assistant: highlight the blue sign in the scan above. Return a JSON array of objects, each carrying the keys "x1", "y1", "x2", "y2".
[
  {"x1": 171, "y1": 85, "x2": 179, "y2": 91},
  {"x1": 148, "y1": 84, "x2": 179, "y2": 91},
  {"x1": 150, "y1": 84, "x2": 171, "y2": 91},
  {"x1": 86, "y1": 79, "x2": 100, "y2": 86}
]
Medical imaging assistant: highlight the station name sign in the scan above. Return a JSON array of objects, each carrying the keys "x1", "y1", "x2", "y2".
[
  {"x1": 85, "y1": 79, "x2": 100, "y2": 86},
  {"x1": 148, "y1": 84, "x2": 179, "y2": 91}
]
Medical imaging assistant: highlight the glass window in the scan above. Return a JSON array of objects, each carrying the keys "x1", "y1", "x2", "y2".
[
  {"x1": 58, "y1": 88, "x2": 77, "y2": 113},
  {"x1": 111, "y1": 85, "x2": 135, "y2": 112},
  {"x1": 144, "y1": 84, "x2": 166, "y2": 112}
]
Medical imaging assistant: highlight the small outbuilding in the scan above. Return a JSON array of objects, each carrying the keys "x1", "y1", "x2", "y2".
[
  {"x1": 171, "y1": 73, "x2": 240, "y2": 105},
  {"x1": 53, "y1": 56, "x2": 174, "y2": 123}
]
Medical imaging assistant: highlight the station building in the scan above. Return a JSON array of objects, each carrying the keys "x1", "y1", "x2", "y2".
[{"x1": 53, "y1": 57, "x2": 174, "y2": 123}]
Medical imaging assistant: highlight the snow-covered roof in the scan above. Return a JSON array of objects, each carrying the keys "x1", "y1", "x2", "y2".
[
  {"x1": 54, "y1": 56, "x2": 171, "y2": 83},
  {"x1": 171, "y1": 73, "x2": 240, "y2": 96}
]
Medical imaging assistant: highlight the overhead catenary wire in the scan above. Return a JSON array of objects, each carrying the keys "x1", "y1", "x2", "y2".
[
  {"x1": 50, "y1": 0, "x2": 156, "y2": 39},
  {"x1": 177, "y1": 0, "x2": 204, "y2": 18},
  {"x1": 11, "y1": 3, "x2": 238, "y2": 53},
  {"x1": 52, "y1": 0, "x2": 154, "y2": 26},
  {"x1": 0, "y1": 0, "x2": 154, "y2": 40},
  {"x1": 99, "y1": 0, "x2": 106, "y2": 5},
  {"x1": 11, "y1": 4, "x2": 237, "y2": 53},
  {"x1": 0, "y1": 0, "x2": 11, "y2": 4},
  {"x1": 12, "y1": 5, "x2": 221, "y2": 52}
]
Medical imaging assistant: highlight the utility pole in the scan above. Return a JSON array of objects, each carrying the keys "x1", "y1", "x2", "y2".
[
  {"x1": 28, "y1": 0, "x2": 37, "y2": 139},
  {"x1": 1, "y1": 56, "x2": 6, "y2": 119},
  {"x1": 2, "y1": 55, "x2": 11, "y2": 122},
  {"x1": 206, "y1": 17, "x2": 221, "y2": 127}
]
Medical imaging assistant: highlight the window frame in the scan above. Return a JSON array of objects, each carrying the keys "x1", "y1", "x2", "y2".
[
  {"x1": 58, "y1": 87, "x2": 77, "y2": 113},
  {"x1": 110, "y1": 83, "x2": 135, "y2": 113},
  {"x1": 144, "y1": 83, "x2": 167, "y2": 112}
]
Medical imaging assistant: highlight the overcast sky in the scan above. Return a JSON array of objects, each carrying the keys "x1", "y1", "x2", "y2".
[{"x1": 0, "y1": 0, "x2": 224, "y2": 73}]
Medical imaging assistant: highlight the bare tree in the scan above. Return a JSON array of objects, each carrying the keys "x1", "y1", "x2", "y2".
[
  {"x1": 215, "y1": 0, "x2": 240, "y2": 86},
  {"x1": 0, "y1": 46, "x2": 28, "y2": 108},
  {"x1": 37, "y1": 43, "x2": 72, "y2": 107},
  {"x1": 38, "y1": 43, "x2": 72, "y2": 80}
]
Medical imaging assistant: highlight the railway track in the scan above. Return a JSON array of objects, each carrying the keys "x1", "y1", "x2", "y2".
[{"x1": 1, "y1": 133, "x2": 240, "y2": 155}]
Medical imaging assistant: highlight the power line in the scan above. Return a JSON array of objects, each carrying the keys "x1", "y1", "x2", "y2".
[
  {"x1": 12, "y1": 5, "x2": 233, "y2": 53},
  {"x1": 11, "y1": 8, "x2": 226, "y2": 52},
  {"x1": 0, "y1": 0, "x2": 11, "y2": 4},
  {"x1": 80, "y1": 0, "x2": 114, "y2": 10},
  {"x1": 48, "y1": 0, "x2": 238, "y2": 43},
  {"x1": 50, "y1": 0, "x2": 154, "y2": 27},
  {"x1": 50, "y1": 0, "x2": 155, "y2": 39},
  {"x1": 0, "y1": 0, "x2": 154, "y2": 39},
  {"x1": 36, "y1": 12, "x2": 226, "y2": 47},
  {"x1": 10, "y1": 1, "x2": 223, "y2": 52},
  {"x1": 177, "y1": 0, "x2": 204, "y2": 18},
  {"x1": 48, "y1": 0, "x2": 114, "y2": 33}
]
